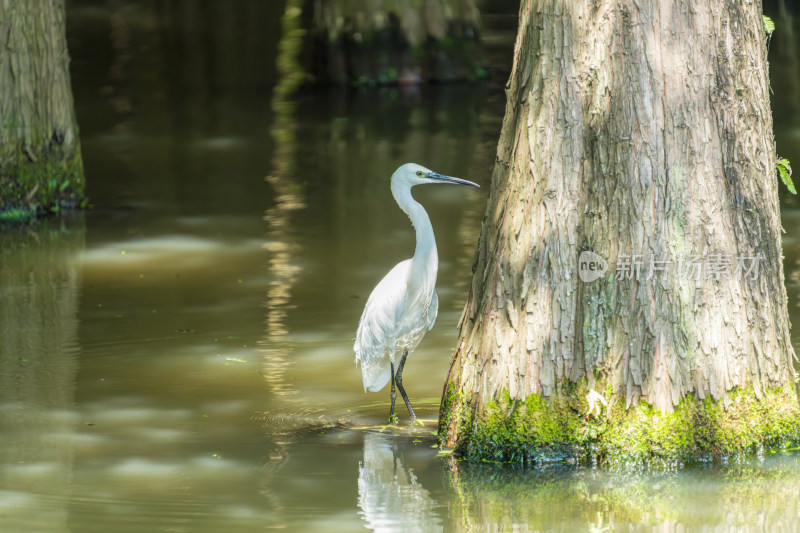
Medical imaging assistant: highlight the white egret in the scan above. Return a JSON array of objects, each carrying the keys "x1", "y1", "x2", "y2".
[{"x1": 354, "y1": 163, "x2": 479, "y2": 422}]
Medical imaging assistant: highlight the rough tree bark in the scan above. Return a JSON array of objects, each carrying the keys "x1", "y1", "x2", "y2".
[
  {"x1": 311, "y1": 0, "x2": 487, "y2": 85},
  {"x1": 0, "y1": 0, "x2": 84, "y2": 221},
  {"x1": 440, "y1": 0, "x2": 800, "y2": 465}
]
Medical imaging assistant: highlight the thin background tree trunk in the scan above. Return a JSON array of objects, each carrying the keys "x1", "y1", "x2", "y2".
[
  {"x1": 0, "y1": 0, "x2": 84, "y2": 218},
  {"x1": 440, "y1": 0, "x2": 799, "y2": 463}
]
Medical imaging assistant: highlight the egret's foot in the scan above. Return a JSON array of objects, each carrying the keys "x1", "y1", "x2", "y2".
[{"x1": 388, "y1": 413, "x2": 399, "y2": 424}]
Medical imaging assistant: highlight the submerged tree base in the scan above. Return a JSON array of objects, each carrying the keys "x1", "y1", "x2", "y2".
[
  {"x1": 0, "y1": 0, "x2": 86, "y2": 223},
  {"x1": 0, "y1": 150, "x2": 85, "y2": 223},
  {"x1": 440, "y1": 381, "x2": 800, "y2": 468}
]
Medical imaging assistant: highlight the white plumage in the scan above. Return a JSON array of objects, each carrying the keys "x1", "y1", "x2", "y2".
[
  {"x1": 353, "y1": 163, "x2": 478, "y2": 420},
  {"x1": 355, "y1": 259, "x2": 439, "y2": 392}
]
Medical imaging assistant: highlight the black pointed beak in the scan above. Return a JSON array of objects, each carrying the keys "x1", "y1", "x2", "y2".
[{"x1": 426, "y1": 172, "x2": 480, "y2": 187}]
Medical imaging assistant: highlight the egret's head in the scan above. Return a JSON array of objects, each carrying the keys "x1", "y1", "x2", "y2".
[{"x1": 391, "y1": 163, "x2": 480, "y2": 188}]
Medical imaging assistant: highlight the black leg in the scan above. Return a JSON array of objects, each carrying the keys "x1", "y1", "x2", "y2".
[
  {"x1": 388, "y1": 362, "x2": 397, "y2": 423},
  {"x1": 394, "y1": 350, "x2": 416, "y2": 420}
]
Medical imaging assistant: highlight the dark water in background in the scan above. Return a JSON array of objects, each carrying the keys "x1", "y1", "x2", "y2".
[{"x1": 2, "y1": 1, "x2": 800, "y2": 531}]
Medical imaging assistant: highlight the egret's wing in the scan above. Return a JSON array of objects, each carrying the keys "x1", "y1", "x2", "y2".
[
  {"x1": 354, "y1": 260, "x2": 413, "y2": 392},
  {"x1": 427, "y1": 289, "x2": 438, "y2": 330}
]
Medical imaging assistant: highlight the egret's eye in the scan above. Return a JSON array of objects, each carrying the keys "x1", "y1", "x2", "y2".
[{"x1": 416, "y1": 171, "x2": 424, "y2": 177}]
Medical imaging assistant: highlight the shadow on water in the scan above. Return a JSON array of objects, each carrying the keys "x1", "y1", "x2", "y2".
[{"x1": 2, "y1": 1, "x2": 800, "y2": 532}]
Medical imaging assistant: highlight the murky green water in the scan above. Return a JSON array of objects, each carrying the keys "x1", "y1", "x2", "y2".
[{"x1": 3, "y1": 2, "x2": 800, "y2": 531}]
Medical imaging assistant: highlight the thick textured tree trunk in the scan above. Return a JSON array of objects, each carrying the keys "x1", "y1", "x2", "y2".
[
  {"x1": 440, "y1": 0, "x2": 800, "y2": 465},
  {"x1": 0, "y1": 0, "x2": 84, "y2": 221},
  {"x1": 311, "y1": 0, "x2": 486, "y2": 85}
]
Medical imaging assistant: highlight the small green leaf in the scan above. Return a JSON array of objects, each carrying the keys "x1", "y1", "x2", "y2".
[
  {"x1": 777, "y1": 157, "x2": 796, "y2": 194},
  {"x1": 763, "y1": 15, "x2": 775, "y2": 35}
]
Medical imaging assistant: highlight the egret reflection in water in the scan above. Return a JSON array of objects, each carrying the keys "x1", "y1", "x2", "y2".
[{"x1": 357, "y1": 432, "x2": 443, "y2": 533}]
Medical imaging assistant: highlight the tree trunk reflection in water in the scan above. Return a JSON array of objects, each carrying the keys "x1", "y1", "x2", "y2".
[
  {"x1": 254, "y1": 3, "x2": 308, "y2": 519},
  {"x1": 311, "y1": 0, "x2": 486, "y2": 85},
  {"x1": 444, "y1": 456, "x2": 800, "y2": 532},
  {"x1": 0, "y1": 216, "x2": 84, "y2": 532},
  {"x1": 259, "y1": 0, "x2": 307, "y2": 410},
  {"x1": 772, "y1": 0, "x2": 800, "y2": 126}
]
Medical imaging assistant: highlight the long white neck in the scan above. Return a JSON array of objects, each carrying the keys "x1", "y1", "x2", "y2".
[{"x1": 391, "y1": 180, "x2": 438, "y2": 293}]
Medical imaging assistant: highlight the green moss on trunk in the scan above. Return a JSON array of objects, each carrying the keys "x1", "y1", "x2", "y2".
[
  {"x1": 0, "y1": 143, "x2": 85, "y2": 222},
  {"x1": 442, "y1": 382, "x2": 800, "y2": 468},
  {"x1": 440, "y1": 381, "x2": 475, "y2": 444}
]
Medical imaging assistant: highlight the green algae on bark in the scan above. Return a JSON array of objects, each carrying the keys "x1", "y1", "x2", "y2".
[
  {"x1": 440, "y1": 382, "x2": 800, "y2": 467},
  {"x1": 0, "y1": 146, "x2": 85, "y2": 222},
  {"x1": 0, "y1": 0, "x2": 86, "y2": 222}
]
